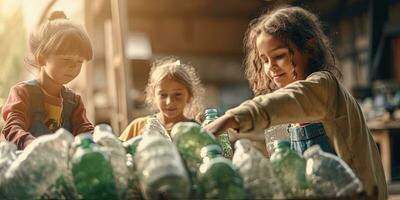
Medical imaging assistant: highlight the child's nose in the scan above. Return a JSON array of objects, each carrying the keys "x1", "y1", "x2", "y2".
[
  {"x1": 166, "y1": 96, "x2": 172, "y2": 105},
  {"x1": 269, "y1": 64, "x2": 279, "y2": 72}
]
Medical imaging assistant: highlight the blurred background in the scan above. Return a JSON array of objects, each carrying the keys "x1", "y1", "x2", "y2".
[{"x1": 1, "y1": 0, "x2": 400, "y2": 196}]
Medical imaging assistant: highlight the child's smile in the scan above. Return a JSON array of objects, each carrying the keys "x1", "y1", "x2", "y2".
[
  {"x1": 155, "y1": 75, "x2": 191, "y2": 120},
  {"x1": 256, "y1": 32, "x2": 308, "y2": 88}
]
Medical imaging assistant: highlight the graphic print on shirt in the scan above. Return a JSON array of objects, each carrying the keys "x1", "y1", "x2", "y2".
[{"x1": 43, "y1": 102, "x2": 63, "y2": 132}]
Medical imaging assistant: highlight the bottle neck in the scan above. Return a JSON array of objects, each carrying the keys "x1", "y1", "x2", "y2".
[
  {"x1": 201, "y1": 144, "x2": 223, "y2": 161},
  {"x1": 205, "y1": 114, "x2": 218, "y2": 121},
  {"x1": 204, "y1": 109, "x2": 218, "y2": 122},
  {"x1": 80, "y1": 138, "x2": 94, "y2": 149}
]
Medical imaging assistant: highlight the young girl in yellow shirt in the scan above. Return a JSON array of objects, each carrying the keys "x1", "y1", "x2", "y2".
[{"x1": 119, "y1": 57, "x2": 205, "y2": 141}]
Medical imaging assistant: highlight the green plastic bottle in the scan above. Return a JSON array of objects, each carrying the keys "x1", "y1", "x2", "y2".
[
  {"x1": 198, "y1": 144, "x2": 247, "y2": 199},
  {"x1": 171, "y1": 122, "x2": 220, "y2": 171},
  {"x1": 135, "y1": 133, "x2": 190, "y2": 199},
  {"x1": 202, "y1": 109, "x2": 233, "y2": 159},
  {"x1": 171, "y1": 122, "x2": 220, "y2": 199},
  {"x1": 71, "y1": 134, "x2": 119, "y2": 200},
  {"x1": 270, "y1": 139, "x2": 308, "y2": 198},
  {"x1": 123, "y1": 135, "x2": 143, "y2": 157}
]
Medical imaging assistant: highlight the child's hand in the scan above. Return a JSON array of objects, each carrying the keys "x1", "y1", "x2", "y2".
[{"x1": 204, "y1": 113, "x2": 239, "y2": 136}]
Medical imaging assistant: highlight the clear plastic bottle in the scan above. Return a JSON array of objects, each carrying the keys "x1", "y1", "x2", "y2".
[
  {"x1": 198, "y1": 144, "x2": 247, "y2": 199},
  {"x1": 0, "y1": 128, "x2": 74, "y2": 199},
  {"x1": 270, "y1": 139, "x2": 308, "y2": 198},
  {"x1": 232, "y1": 139, "x2": 283, "y2": 199},
  {"x1": 304, "y1": 145, "x2": 363, "y2": 197},
  {"x1": 71, "y1": 133, "x2": 119, "y2": 200},
  {"x1": 144, "y1": 117, "x2": 171, "y2": 140},
  {"x1": 0, "y1": 141, "x2": 17, "y2": 177},
  {"x1": 202, "y1": 108, "x2": 233, "y2": 159},
  {"x1": 135, "y1": 133, "x2": 190, "y2": 199},
  {"x1": 122, "y1": 135, "x2": 144, "y2": 199}
]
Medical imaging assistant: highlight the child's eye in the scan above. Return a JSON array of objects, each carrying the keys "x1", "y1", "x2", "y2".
[
  {"x1": 175, "y1": 93, "x2": 182, "y2": 97},
  {"x1": 261, "y1": 58, "x2": 269, "y2": 64},
  {"x1": 275, "y1": 54, "x2": 285, "y2": 60}
]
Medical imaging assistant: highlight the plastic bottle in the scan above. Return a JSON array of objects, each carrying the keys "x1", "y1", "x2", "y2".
[
  {"x1": 270, "y1": 139, "x2": 308, "y2": 198},
  {"x1": 0, "y1": 129, "x2": 73, "y2": 199},
  {"x1": 171, "y1": 122, "x2": 220, "y2": 198},
  {"x1": 304, "y1": 145, "x2": 363, "y2": 197},
  {"x1": 0, "y1": 141, "x2": 17, "y2": 177},
  {"x1": 93, "y1": 124, "x2": 129, "y2": 199},
  {"x1": 198, "y1": 144, "x2": 247, "y2": 199},
  {"x1": 135, "y1": 133, "x2": 190, "y2": 199},
  {"x1": 71, "y1": 133, "x2": 119, "y2": 200},
  {"x1": 232, "y1": 139, "x2": 283, "y2": 199},
  {"x1": 202, "y1": 108, "x2": 233, "y2": 159}
]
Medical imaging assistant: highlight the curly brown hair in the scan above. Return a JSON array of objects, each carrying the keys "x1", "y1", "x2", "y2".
[
  {"x1": 145, "y1": 57, "x2": 205, "y2": 120},
  {"x1": 244, "y1": 6, "x2": 342, "y2": 96}
]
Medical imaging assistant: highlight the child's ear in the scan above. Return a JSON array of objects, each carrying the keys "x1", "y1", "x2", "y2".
[{"x1": 36, "y1": 54, "x2": 46, "y2": 66}]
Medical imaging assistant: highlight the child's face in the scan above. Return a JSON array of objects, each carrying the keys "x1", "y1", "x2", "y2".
[
  {"x1": 154, "y1": 76, "x2": 191, "y2": 120},
  {"x1": 41, "y1": 54, "x2": 84, "y2": 85},
  {"x1": 256, "y1": 32, "x2": 308, "y2": 88}
]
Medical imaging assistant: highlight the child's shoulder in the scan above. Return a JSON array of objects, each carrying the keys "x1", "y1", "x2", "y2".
[
  {"x1": 307, "y1": 71, "x2": 336, "y2": 82},
  {"x1": 9, "y1": 81, "x2": 33, "y2": 94},
  {"x1": 131, "y1": 115, "x2": 151, "y2": 125}
]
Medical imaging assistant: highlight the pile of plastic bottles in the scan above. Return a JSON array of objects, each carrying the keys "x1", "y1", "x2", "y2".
[{"x1": 0, "y1": 117, "x2": 363, "y2": 199}]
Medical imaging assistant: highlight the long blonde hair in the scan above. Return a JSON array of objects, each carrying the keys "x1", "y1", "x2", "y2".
[
  {"x1": 145, "y1": 57, "x2": 205, "y2": 120},
  {"x1": 27, "y1": 11, "x2": 93, "y2": 68},
  {"x1": 244, "y1": 6, "x2": 341, "y2": 96}
]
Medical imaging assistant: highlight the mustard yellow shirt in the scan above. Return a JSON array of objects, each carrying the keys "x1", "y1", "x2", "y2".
[
  {"x1": 119, "y1": 116, "x2": 149, "y2": 141},
  {"x1": 40, "y1": 88, "x2": 63, "y2": 133}
]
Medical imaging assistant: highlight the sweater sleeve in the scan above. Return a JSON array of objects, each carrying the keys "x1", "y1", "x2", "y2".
[
  {"x1": 1, "y1": 84, "x2": 35, "y2": 149},
  {"x1": 70, "y1": 94, "x2": 94, "y2": 135},
  {"x1": 227, "y1": 71, "x2": 337, "y2": 133}
]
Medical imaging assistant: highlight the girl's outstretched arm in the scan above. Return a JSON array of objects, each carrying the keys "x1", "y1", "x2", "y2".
[
  {"x1": 225, "y1": 71, "x2": 337, "y2": 134},
  {"x1": 204, "y1": 113, "x2": 239, "y2": 136}
]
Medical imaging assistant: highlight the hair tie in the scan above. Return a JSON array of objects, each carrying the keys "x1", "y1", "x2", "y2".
[
  {"x1": 48, "y1": 11, "x2": 67, "y2": 21},
  {"x1": 158, "y1": 59, "x2": 181, "y2": 68},
  {"x1": 173, "y1": 60, "x2": 181, "y2": 66}
]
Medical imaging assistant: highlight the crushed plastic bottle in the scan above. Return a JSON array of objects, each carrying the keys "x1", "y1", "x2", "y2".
[
  {"x1": 123, "y1": 135, "x2": 144, "y2": 199},
  {"x1": 0, "y1": 128, "x2": 74, "y2": 199},
  {"x1": 144, "y1": 117, "x2": 171, "y2": 140},
  {"x1": 270, "y1": 139, "x2": 308, "y2": 198},
  {"x1": 93, "y1": 124, "x2": 129, "y2": 199},
  {"x1": 0, "y1": 142, "x2": 17, "y2": 177},
  {"x1": 135, "y1": 133, "x2": 190, "y2": 199},
  {"x1": 232, "y1": 139, "x2": 283, "y2": 199},
  {"x1": 304, "y1": 145, "x2": 363, "y2": 197}
]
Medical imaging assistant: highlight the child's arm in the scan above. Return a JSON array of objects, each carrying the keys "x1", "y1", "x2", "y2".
[
  {"x1": 206, "y1": 71, "x2": 337, "y2": 136},
  {"x1": 1, "y1": 85, "x2": 35, "y2": 149},
  {"x1": 70, "y1": 94, "x2": 94, "y2": 135},
  {"x1": 227, "y1": 71, "x2": 336, "y2": 134}
]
